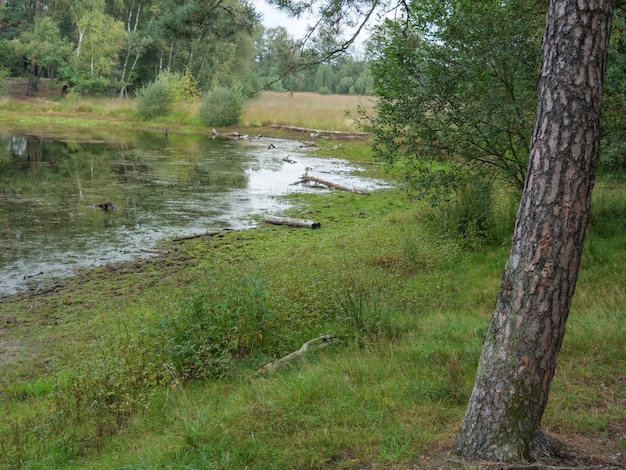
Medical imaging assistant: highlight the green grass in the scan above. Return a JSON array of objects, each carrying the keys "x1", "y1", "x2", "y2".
[
  {"x1": 1, "y1": 179, "x2": 623, "y2": 469},
  {"x1": 1, "y1": 80, "x2": 375, "y2": 135},
  {"x1": 0, "y1": 92, "x2": 624, "y2": 468}
]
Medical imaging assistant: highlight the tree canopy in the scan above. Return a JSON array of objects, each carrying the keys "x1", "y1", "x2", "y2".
[
  {"x1": 0, "y1": 0, "x2": 372, "y2": 96},
  {"x1": 366, "y1": 0, "x2": 544, "y2": 195}
]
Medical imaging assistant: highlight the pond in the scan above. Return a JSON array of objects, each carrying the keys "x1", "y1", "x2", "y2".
[{"x1": 0, "y1": 127, "x2": 387, "y2": 295}]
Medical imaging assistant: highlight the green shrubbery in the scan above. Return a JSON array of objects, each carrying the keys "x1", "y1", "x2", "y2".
[
  {"x1": 0, "y1": 68, "x2": 11, "y2": 96},
  {"x1": 198, "y1": 85, "x2": 244, "y2": 127},
  {"x1": 136, "y1": 71, "x2": 199, "y2": 120},
  {"x1": 339, "y1": 289, "x2": 404, "y2": 341},
  {"x1": 414, "y1": 177, "x2": 518, "y2": 250}
]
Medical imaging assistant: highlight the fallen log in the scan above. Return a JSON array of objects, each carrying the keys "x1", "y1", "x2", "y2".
[
  {"x1": 140, "y1": 248, "x2": 169, "y2": 255},
  {"x1": 299, "y1": 175, "x2": 369, "y2": 195},
  {"x1": 257, "y1": 335, "x2": 337, "y2": 374},
  {"x1": 269, "y1": 124, "x2": 369, "y2": 139},
  {"x1": 170, "y1": 230, "x2": 223, "y2": 242},
  {"x1": 264, "y1": 215, "x2": 321, "y2": 229}
]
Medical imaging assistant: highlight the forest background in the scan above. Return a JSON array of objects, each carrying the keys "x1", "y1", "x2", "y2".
[{"x1": 0, "y1": 0, "x2": 371, "y2": 99}]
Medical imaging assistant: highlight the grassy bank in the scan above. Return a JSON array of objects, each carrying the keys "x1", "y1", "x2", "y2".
[
  {"x1": 0, "y1": 90, "x2": 625, "y2": 469},
  {"x1": 0, "y1": 80, "x2": 374, "y2": 134}
]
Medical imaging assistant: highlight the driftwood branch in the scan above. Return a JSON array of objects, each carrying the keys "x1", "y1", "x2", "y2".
[
  {"x1": 300, "y1": 175, "x2": 369, "y2": 195},
  {"x1": 140, "y1": 248, "x2": 169, "y2": 255},
  {"x1": 170, "y1": 230, "x2": 223, "y2": 242},
  {"x1": 269, "y1": 124, "x2": 369, "y2": 140},
  {"x1": 264, "y1": 215, "x2": 321, "y2": 229},
  {"x1": 257, "y1": 335, "x2": 337, "y2": 374}
]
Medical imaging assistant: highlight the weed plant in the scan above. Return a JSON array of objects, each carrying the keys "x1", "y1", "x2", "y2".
[{"x1": 157, "y1": 274, "x2": 275, "y2": 380}]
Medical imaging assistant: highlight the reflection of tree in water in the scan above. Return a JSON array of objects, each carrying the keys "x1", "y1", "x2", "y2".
[
  {"x1": 0, "y1": 133, "x2": 108, "y2": 172},
  {"x1": 9, "y1": 136, "x2": 27, "y2": 157},
  {"x1": 194, "y1": 136, "x2": 249, "y2": 189},
  {"x1": 3, "y1": 134, "x2": 51, "y2": 165}
]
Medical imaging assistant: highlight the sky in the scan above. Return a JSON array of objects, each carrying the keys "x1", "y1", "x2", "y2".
[
  {"x1": 253, "y1": 1, "x2": 315, "y2": 39},
  {"x1": 252, "y1": 0, "x2": 370, "y2": 51}
]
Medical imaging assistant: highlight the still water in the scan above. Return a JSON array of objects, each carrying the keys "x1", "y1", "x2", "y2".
[{"x1": 0, "y1": 128, "x2": 387, "y2": 295}]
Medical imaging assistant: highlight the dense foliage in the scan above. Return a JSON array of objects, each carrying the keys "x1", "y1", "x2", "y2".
[
  {"x1": 0, "y1": 0, "x2": 371, "y2": 98},
  {"x1": 361, "y1": 0, "x2": 626, "y2": 241},
  {"x1": 199, "y1": 85, "x2": 244, "y2": 126},
  {"x1": 135, "y1": 70, "x2": 199, "y2": 119},
  {"x1": 366, "y1": 0, "x2": 543, "y2": 196},
  {"x1": 602, "y1": 14, "x2": 626, "y2": 173}
]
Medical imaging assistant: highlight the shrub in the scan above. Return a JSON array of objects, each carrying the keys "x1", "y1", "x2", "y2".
[
  {"x1": 136, "y1": 74, "x2": 174, "y2": 119},
  {"x1": 198, "y1": 85, "x2": 244, "y2": 127},
  {"x1": 136, "y1": 71, "x2": 199, "y2": 120},
  {"x1": 0, "y1": 68, "x2": 11, "y2": 96},
  {"x1": 417, "y1": 178, "x2": 493, "y2": 248},
  {"x1": 339, "y1": 289, "x2": 403, "y2": 341}
]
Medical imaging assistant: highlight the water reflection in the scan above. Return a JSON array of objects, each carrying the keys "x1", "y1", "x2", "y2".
[{"x1": 0, "y1": 129, "x2": 387, "y2": 295}]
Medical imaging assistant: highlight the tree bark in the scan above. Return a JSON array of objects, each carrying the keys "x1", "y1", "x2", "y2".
[{"x1": 454, "y1": 0, "x2": 613, "y2": 462}]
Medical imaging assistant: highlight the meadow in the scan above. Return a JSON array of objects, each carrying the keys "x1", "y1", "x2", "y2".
[
  {"x1": 0, "y1": 88, "x2": 624, "y2": 469},
  {"x1": 0, "y1": 80, "x2": 376, "y2": 133}
]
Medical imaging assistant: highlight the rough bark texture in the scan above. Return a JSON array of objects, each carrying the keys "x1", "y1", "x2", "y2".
[{"x1": 453, "y1": 0, "x2": 613, "y2": 462}]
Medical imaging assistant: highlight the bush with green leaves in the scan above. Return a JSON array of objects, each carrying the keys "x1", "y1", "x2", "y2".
[
  {"x1": 136, "y1": 71, "x2": 199, "y2": 120},
  {"x1": 136, "y1": 74, "x2": 174, "y2": 119},
  {"x1": 416, "y1": 176, "x2": 518, "y2": 249},
  {"x1": 198, "y1": 85, "x2": 244, "y2": 127},
  {"x1": 0, "y1": 67, "x2": 11, "y2": 96},
  {"x1": 367, "y1": 0, "x2": 542, "y2": 193}
]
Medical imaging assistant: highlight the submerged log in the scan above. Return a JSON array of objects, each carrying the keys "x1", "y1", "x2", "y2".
[
  {"x1": 264, "y1": 215, "x2": 321, "y2": 229},
  {"x1": 299, "y1": 175, "x2": 369, "y2": 195},
  {"x1": 171, "y1": 230, "x2": 224, "y2": 242},
  {"x1": 93, "y1": 200, "x2": 118, "y2": 211}
]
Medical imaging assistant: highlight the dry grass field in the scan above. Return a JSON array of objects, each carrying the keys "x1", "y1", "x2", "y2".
[
  {"x1": 3, "y1": 80, "x2": 376, "y2": 133},
  {"x1": 241, "y1": 91, "x2": 377, "y2": 131}
]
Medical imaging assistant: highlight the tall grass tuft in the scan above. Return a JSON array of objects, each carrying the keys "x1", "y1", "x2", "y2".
[
  {"x1": 416, "y1": 179, "x2": 518, "y2": 249},
  {"x1": 339, "y1": 289, "x2": 404, "y2": 341},
  {"x1": 156, "y1": 274, "x2": 274, "y2": 380},
  {"x1": 589, "y1": 181, "x2": 626, "y2": 238}
]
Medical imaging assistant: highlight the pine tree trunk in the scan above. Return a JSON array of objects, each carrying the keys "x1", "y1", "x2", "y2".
[{"x1": 453, "y1": 0, "x2": 613, "y2": 462}]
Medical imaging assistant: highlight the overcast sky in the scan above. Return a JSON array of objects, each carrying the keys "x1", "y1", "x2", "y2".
[
  {"x1": 252, "y1": 0, "x2": 369, "y2": 51},
  {"x1": 253, "y1": 1, "x2": 314, "y2": 38}
]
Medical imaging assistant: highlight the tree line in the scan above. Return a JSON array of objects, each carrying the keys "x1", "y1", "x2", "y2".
[{"x1": 0, "y1": 0, "x2": 372, "y2": 97}]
